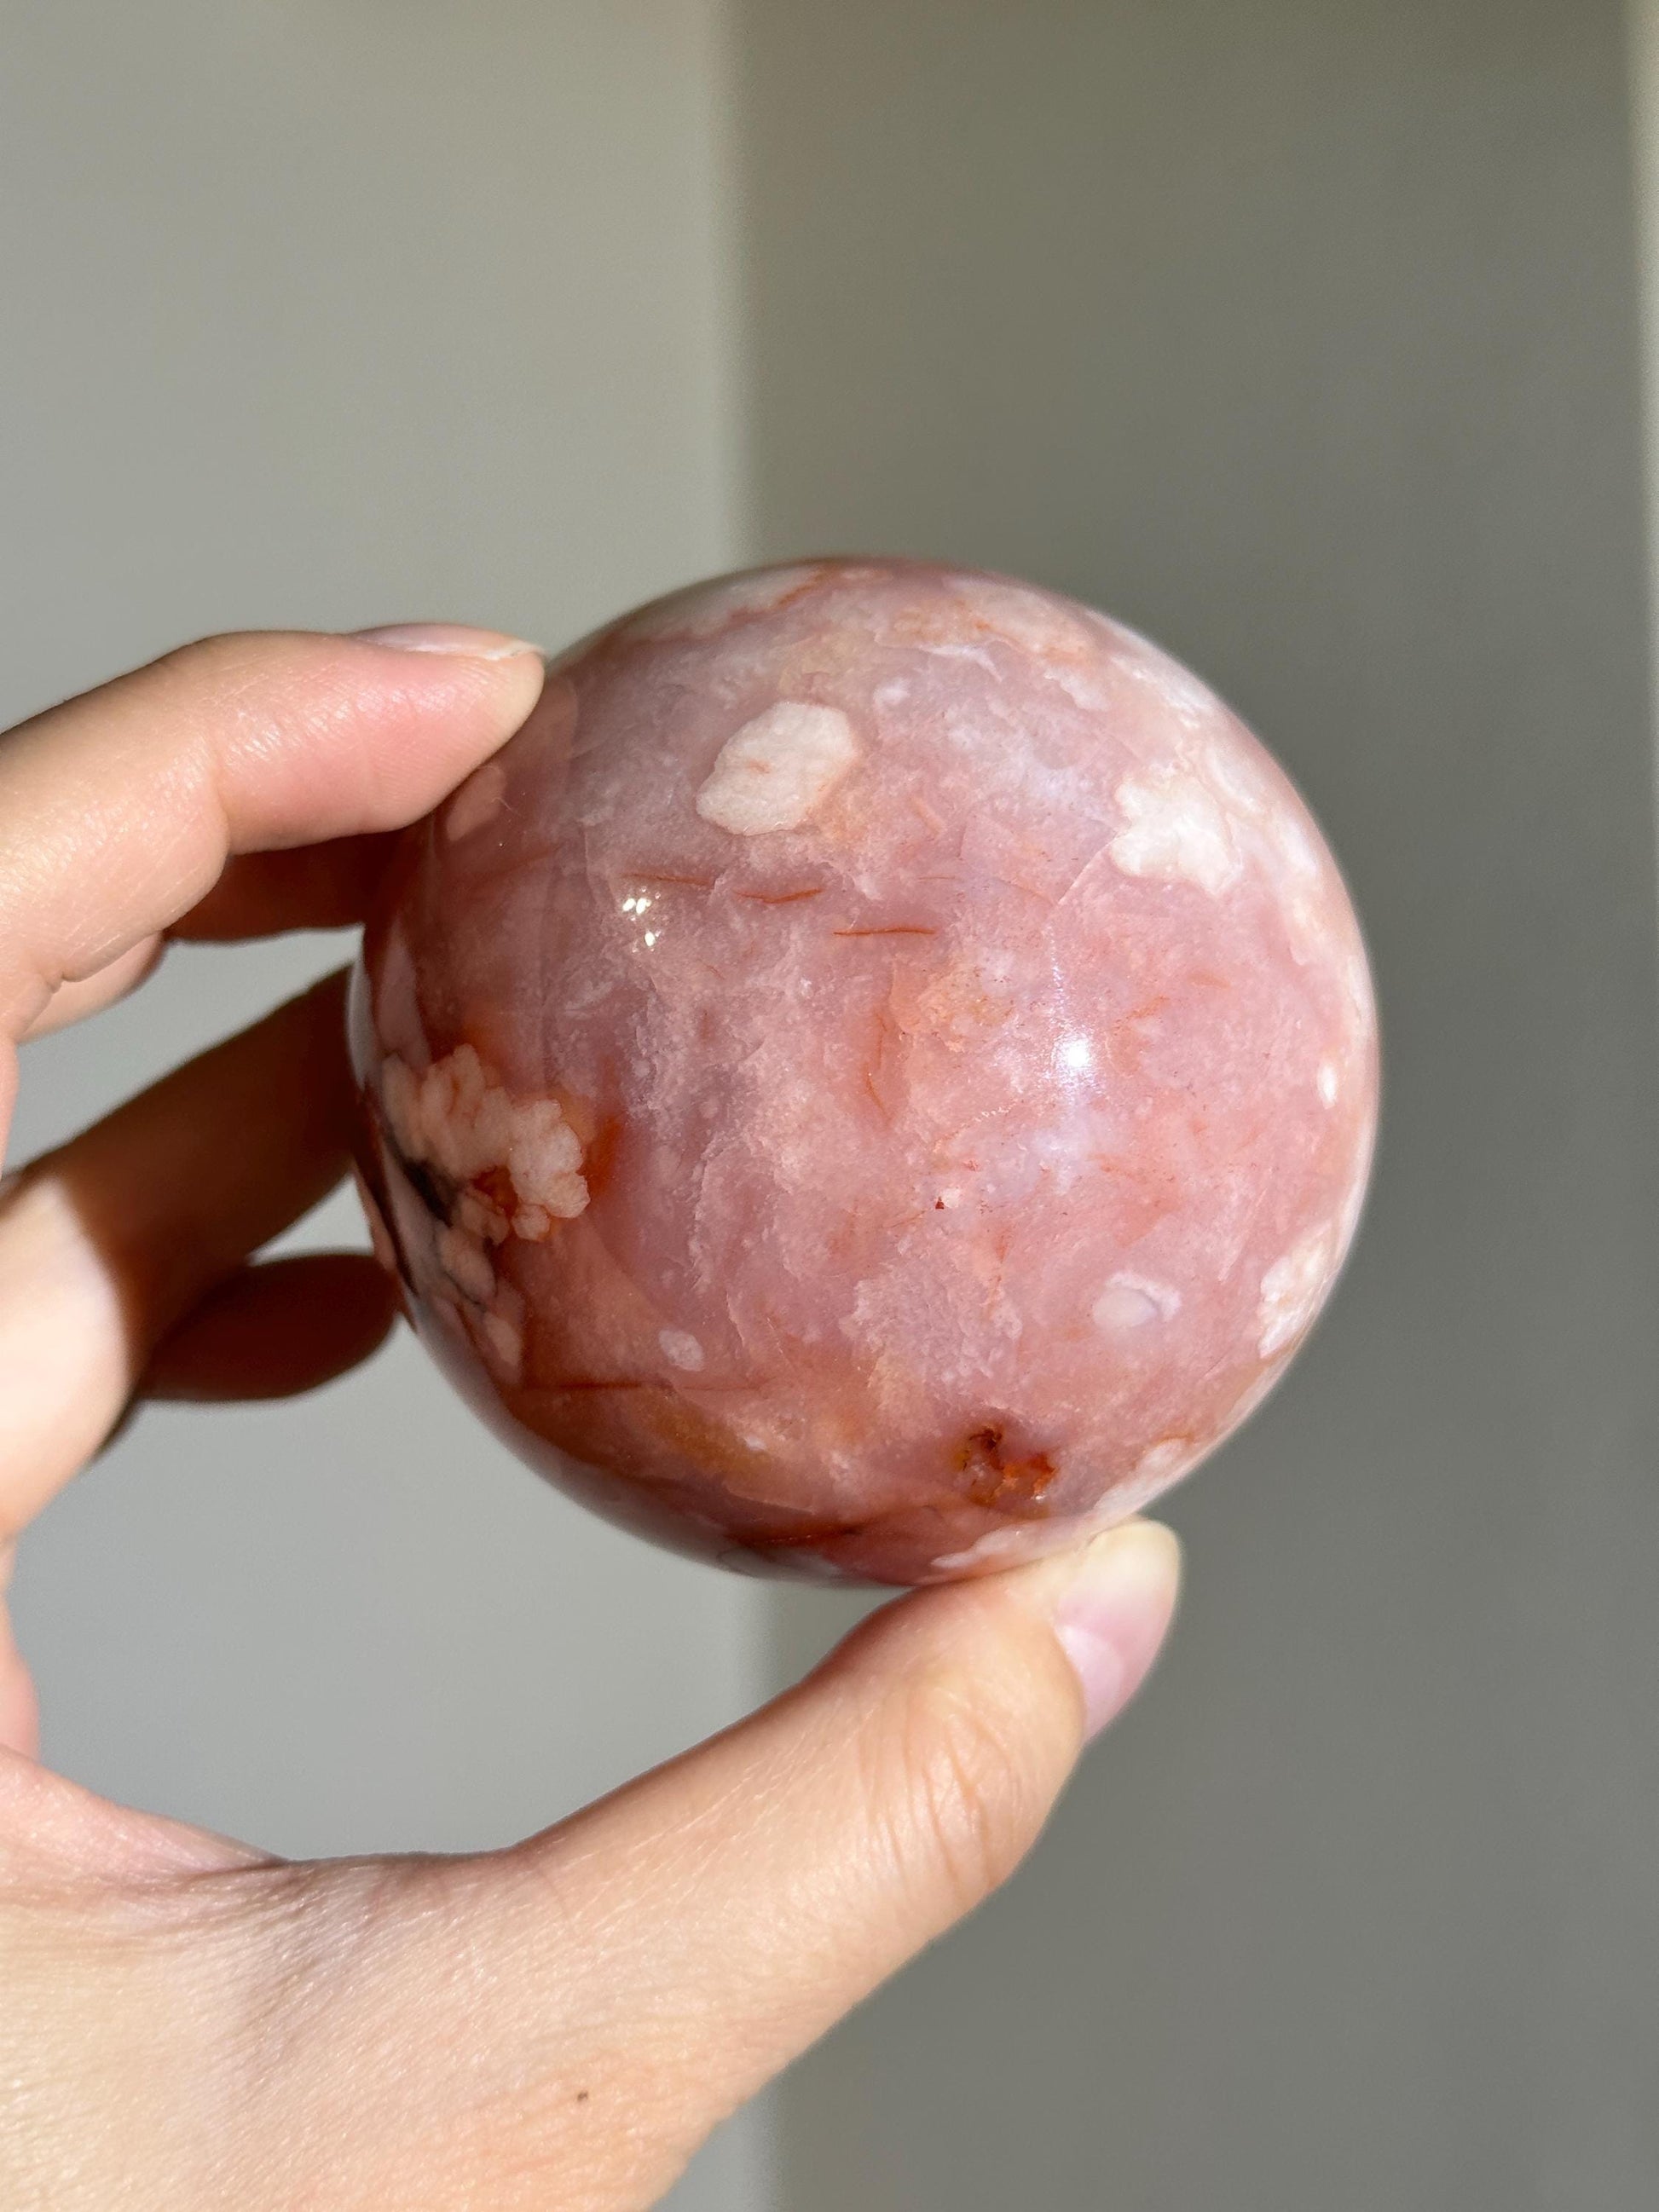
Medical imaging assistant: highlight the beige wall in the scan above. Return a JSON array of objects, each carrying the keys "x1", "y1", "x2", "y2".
[{"x1": 735, "y1": 3, "x2": 1659, "y2": 2206}]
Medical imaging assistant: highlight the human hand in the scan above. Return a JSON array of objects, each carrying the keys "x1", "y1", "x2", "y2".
[{"x1": 0, "y1": 628, "x2": 1181, "y2": 2210}]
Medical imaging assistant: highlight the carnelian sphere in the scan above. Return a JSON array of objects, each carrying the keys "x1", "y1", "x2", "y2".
[{"x1": 350, "y1": 560, "x2": 1377, "y2": 1585}]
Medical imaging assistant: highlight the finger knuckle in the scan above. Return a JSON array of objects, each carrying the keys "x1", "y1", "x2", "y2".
[{"x1": 877, "y1": 1663, "x2": 1052, "y2": 1917}]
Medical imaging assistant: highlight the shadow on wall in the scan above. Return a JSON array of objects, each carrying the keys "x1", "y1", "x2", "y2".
[{"x1": 732, "y1": 3, "x2": 1659, "y2": 2209}]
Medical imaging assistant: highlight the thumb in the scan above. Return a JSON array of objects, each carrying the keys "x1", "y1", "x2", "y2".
[{"x1": 292, "y1": 1520, "x2": 1180, "y2": 2209}]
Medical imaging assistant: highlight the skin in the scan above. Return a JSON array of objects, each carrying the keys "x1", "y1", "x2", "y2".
[{"x1": 0, "y1": 628, "x2": 1182, "y2": 2211}]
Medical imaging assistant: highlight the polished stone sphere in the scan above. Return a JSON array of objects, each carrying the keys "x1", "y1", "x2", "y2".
[{"x1": 350, "y1": 560, "x2": 1377, "y2": 1584}]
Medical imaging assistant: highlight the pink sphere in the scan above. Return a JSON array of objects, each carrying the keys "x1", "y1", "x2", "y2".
[{"x1": 350, "y1": 560, "x2": 1377, "y2": 1585}]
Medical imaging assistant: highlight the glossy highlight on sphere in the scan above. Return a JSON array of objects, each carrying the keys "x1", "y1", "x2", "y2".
[{"x1": 350, "y1": 560, "x2": 1378, "y2": 1585}]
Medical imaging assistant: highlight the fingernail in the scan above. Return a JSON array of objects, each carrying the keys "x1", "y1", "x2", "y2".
[
  {"x1": 1050, "y1": 1521, "x2": 1182, "y2": 1741},
  {"x1": 351, "y1": 622, "x2": 543, "y2": 661}
]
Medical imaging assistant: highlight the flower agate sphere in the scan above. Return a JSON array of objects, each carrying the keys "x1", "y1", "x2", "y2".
[{"x1": 350, "y1": 561, "x2": 1377, "y2": 1585}]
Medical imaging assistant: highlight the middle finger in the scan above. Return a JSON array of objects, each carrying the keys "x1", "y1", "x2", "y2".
[{"x1": 0, "y1": 972, "x2": 367, "y2": 1535}]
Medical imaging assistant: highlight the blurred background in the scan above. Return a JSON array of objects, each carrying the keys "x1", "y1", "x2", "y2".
[{"x1": 7, "y1": 3, "x2": 1659, "y2": 2207}]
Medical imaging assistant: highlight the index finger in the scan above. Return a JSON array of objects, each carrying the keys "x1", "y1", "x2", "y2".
[{"x1": 0, "y1": 626, "x2": 545, "y2": 1045}]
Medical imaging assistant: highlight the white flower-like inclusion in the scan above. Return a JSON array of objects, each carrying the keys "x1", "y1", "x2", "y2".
[
  {"x1": 1109, "y1": 768, "x2": 1241, "y2": 896},
  {"x1": 696, "y1": 702, "x2": 859, "y2": 835},
  {"x1": 380, "y1": 1043, "x2": 589, "y2": 1237},
  {"x1": 1257, "y1": 1225, "x2": 1338, "y2": 1357}
]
